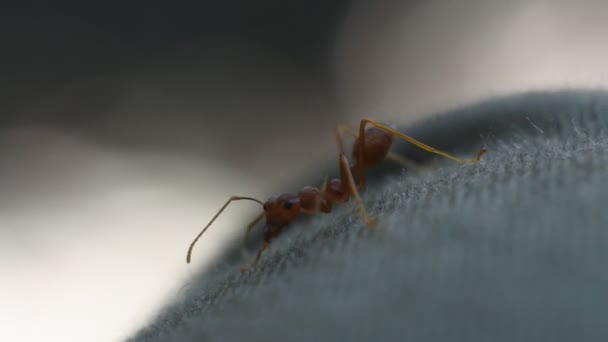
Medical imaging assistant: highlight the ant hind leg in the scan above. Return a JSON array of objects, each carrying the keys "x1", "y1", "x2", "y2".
[
  {"x1": 358, "y1": 119, "x2": 486, "y2": 164},
  {"x1": 385, "y1": 151, "x2": 427, "y2": 173}
]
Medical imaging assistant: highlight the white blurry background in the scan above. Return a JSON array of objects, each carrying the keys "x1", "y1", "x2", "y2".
[{"x1": 2, "y1": 1, "x2": 608, "y2": 341}]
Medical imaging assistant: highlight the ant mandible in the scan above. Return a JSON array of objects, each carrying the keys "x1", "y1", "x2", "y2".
[{"x1": 186, "y1": 119, "x2": 486, "y2": 270}]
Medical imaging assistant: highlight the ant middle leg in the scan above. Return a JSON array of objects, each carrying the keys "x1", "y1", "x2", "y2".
[{"x1": 339, "y1": 153, "x2": 377, "y2": 228}]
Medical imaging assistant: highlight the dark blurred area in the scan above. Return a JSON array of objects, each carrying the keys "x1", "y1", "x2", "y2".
[
  {"x1": 1, "y1": 0, "x2": 352, "y2": 115},
  {"x1": 0, "y1": 1, "x2": 356, "y2": 181}
]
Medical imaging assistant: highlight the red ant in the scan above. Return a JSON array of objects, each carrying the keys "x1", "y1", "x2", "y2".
[{"x1": 186, "y1": 119, "x2": 486, "y2": 270}]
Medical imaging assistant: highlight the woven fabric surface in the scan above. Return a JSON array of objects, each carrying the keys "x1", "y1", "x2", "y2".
[{"x1": 128, "y1": 89, "x2": 608, "y2": 342}]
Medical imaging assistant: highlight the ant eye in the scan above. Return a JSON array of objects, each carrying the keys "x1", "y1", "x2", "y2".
[{"x1": 284, "y1": 200, "x2": 294, "y2": 209}]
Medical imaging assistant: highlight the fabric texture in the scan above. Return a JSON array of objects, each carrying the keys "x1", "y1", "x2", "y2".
[{"x1": 128, "y1": 89, "x2": 608, "y2": 341}]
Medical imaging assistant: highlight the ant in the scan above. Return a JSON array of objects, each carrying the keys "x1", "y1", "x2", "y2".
[{"x1": 186, "y1": 119, "x2": 486, "y2": 270}]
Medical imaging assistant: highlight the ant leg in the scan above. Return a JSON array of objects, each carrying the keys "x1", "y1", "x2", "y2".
[
  {"x1": 385, "y1": 151, "x2": 427, "y2": 174},
  {"x1": 240, "y1": 241, "x2": 271, "y2": 272},
  {"x1": 358, "y1": 119, "x2": 486, "y2": 165},
  {"x1": 314, "y1": 175, "x2": 331, "y2": 213},
  {"x1": 335, "y1": 124, "x2": 358, "y2": 156},
  {"x1": 240, "y1": 211, "x2": 266, "y2": 255},
  {"x1": 187, "y1": 196, "x2": 264, "y2": 264},
  {"x1": 336, "y1": 123, "x2": 371, "y2": 192},
  {"x1": 339, "y1": 153, "x2": 378, "y2": 228},
  {"x1": 320, "y1": 174, "x2": 329, "y2": 193}
]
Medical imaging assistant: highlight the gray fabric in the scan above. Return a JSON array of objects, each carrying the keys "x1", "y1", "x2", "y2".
[{"x1": 128, "y1": 89, "x2": 608, "y2": 341}]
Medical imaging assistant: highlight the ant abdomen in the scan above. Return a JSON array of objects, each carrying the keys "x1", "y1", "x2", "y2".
[{"x1": 352, "y1": 127, "x2": 394, "y2": 167}]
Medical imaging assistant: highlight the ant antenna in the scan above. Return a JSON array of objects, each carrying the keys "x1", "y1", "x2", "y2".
[{"x1": 187, "y1": 196, "x2": 264, "y2": 264}]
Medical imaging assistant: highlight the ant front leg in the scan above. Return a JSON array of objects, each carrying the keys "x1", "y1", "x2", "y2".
[
  {"x1": 240, "y1": 211, "x2": 266, "y2": 257},
  {"x1": 240, "y1": 241, "x2": 271, "y2": 272}
]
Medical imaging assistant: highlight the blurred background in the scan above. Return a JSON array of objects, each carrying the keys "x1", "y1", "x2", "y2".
[{"x1": 2, "y1": 1, "x2": 608, "y2": 341}]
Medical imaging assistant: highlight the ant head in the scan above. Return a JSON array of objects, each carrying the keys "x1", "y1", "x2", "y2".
[{"x1": 262, "y1": 193, "x2": 301, "y2": 228}]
